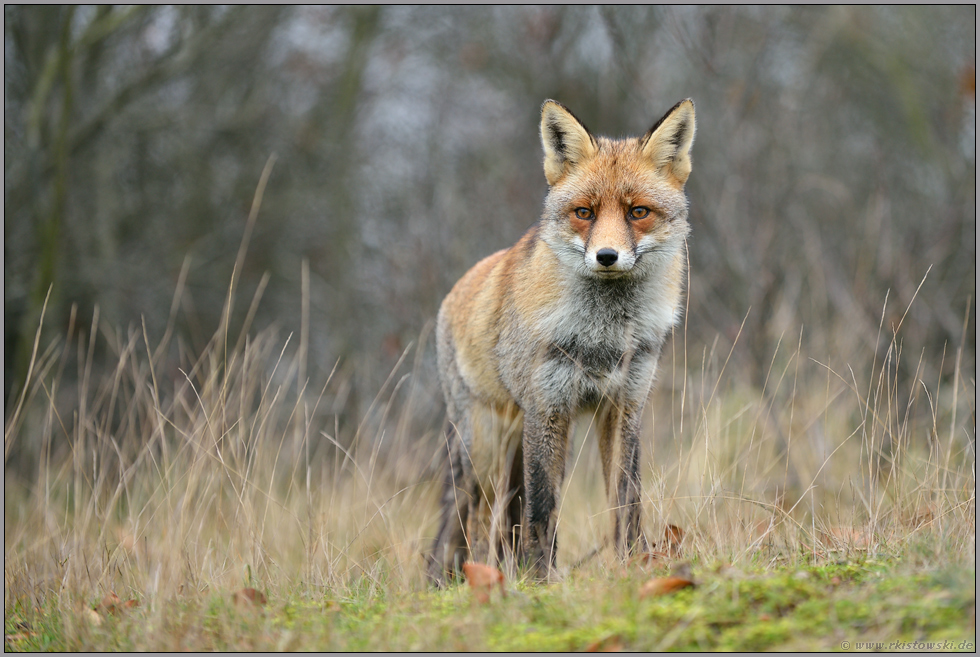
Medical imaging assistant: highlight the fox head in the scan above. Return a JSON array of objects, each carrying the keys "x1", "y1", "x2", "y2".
[{"x1": 538, "y1": 99, "x2": 695, "y2": 280}]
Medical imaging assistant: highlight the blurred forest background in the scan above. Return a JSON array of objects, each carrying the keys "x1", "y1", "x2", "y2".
[{"x1": 4, "y1": 5, "x2": 975, "y2": 468}]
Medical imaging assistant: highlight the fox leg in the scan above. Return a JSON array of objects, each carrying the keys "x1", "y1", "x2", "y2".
[
  {"x1": 429, "y1": 413, "x2": 484, "y2": 586},
  {"x1": 521, "y1": 409, "x2": 570, "y2": 581},
  {"x1": 462, "y1": 404, "x2": 513, "y2": 567},
  {"x1": 466, "y1": 488, "x2": 494, "y2": 565},
  {"x1": 502, "y1": 437, "x2": 525, "y2": 566},
  {"x1": 427, "y1": 422, "x2": 471, "y2": 586},
  {"x1": 598, "y1": 401, "x2": 647, "y2": 559}
]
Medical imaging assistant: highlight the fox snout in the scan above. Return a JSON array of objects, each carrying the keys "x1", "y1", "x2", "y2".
[
  {"x1": 596, "y1": 248, "x2": 618, "y2": 267},
  {"x1": 588, "y1": 244, "x2": 636, "y2": 276},
  {"x1": 578, "y1": 207, "x2": 641, "y2": 276}
]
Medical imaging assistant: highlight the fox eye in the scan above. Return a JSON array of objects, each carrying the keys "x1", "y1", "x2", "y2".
[
  {"x1": 630, "y1": 206, "x2": 650, "y2": 220},
  {"x1": 574, "y1": 207, "x2": 594, "y2": 220}
]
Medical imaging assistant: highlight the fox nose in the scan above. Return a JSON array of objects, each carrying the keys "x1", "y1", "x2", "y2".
[{"x1": 596, "y1": 248, "x2": 619, "y2": 267}]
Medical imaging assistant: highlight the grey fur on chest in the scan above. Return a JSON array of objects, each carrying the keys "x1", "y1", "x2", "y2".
[
  {"x1": 554, "y1": 274, "x2": 666, "y2": 363},
  {"x1": 576, "y1": 275, "x2": 648, "y2": 323},
  {"x1": 531, "y1": 277, "x2": 667, "y2": 410},
  {"x1": 539, "y1": 331, "x2": 662, "y2": 409}
]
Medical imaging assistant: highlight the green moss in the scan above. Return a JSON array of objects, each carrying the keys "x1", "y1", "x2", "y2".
[{"x1": 4, "y1": 558, "x2": 975, "y2": 652}]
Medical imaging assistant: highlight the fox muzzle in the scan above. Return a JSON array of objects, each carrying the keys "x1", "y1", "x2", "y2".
[{"x1": 595, "y1": 248, "x2": 619, "y2": 267}]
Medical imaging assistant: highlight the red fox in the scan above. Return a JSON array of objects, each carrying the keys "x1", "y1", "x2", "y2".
[{"x1": 428, "y1": 99, "x2": 696, "y2": 584}]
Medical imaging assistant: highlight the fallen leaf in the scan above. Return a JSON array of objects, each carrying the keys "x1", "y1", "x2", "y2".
[
  {"x1": 647, "y1": 524, "x2": 685, "y2": 557},
  {"x1": 584, "y1": 634, "x2": 624, "y2": 652},
  {"x1": 96, "y1": 592, "x2": 121, "y2": 615},
  {"x1": 93, "y1": 591, "x2": 139, "y2": 616},
  {"x1": 461, "y1": 562, "x2": 506, "y2": 604},
  {"x1": 99, "y1": 591, "x2": 121, "y2": 606},
  {"x1": 639, "y1": 575, "x2": 695, "y2": 599},
  {"x1": 639, "y1": 563, "x2": 694, "y2": 599},
  {"x1": 663, "y1": 524, "x2": 684, "y2": 555},
  {"x1": 233, "y1": 587, "x2": 267, "y2": 607}
]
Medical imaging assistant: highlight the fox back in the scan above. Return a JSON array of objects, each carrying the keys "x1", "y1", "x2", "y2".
[{"x1": 428, "y1": 99, "x2": 696, "y2": 584}]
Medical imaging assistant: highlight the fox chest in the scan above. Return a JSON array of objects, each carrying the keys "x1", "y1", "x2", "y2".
[
  {"x1": 541, "y1": 332, "x2": 657, "y2": 407},
  {"x1": 497, "y1": 278, "x2": 674, "y2": 410}
]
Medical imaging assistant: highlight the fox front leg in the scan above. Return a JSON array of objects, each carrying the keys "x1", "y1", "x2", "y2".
[
  {"x1": 521, "y1": 409, "x2": 570, "y2": 581},
  {"x1": 599, "y1": 402, "x2": 647, "y2": 559}
]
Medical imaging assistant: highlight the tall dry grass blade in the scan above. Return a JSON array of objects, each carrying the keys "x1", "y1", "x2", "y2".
[
  {"x1": 300, "y1": 258, "x2": 310, "y2": 392},
  {"x1": 233, "y1": 272, "x2": 271, "y2": 358},
  {"x1": 4, "y1": 286, "x2": 52, "y2": 459},
  {"x1": 781, "y1": 327, "x2": 805, "y2": 507},
  {"x1": 233, "y1": 153, "x2": 278, "y2": 300},
  {"x1": 944, "y1": 295, "x2": 972, "y2": 495},
  {"x1": 151, "y1": 255, "x2": 191, "y2": 366}
]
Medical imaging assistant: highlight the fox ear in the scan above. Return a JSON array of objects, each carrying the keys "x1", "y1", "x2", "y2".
[
  {"x1": 540, "y1": 100, "x2": 597, "y2": 186},
  {"x1": 641, "y1": 99, "x2": 696, "y2": 186}
]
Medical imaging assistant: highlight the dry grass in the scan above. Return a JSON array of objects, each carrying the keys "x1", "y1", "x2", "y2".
[{"x1": 3, "y1": 222, "x2": 975, "y2": 649}]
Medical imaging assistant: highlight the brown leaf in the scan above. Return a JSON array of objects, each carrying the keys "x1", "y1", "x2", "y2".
[
  {"x1": 93, "y1": 592, "x2": 139, "y2": 616},
  {"x1": 663, "y1": 524, "x2": 684, "y2": 556},
  {"x1": 233, "y1": 587, "x2": 267, "y2": 606},
  {"x1": 639, "y1": 575, "x2": 695, "y2": 599},
  {"x1": 647, "y1": 524, "x2": 685, "y2": 557},
  {"x1": 461, "y1": 562, "x2": 506, "y2": 604},
  {"x1": 584, "y1": 634, "x2": 624, "y2": 652},
  {"x1": 95, "y1": 592, "x2": 122, "y2": 616}
]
